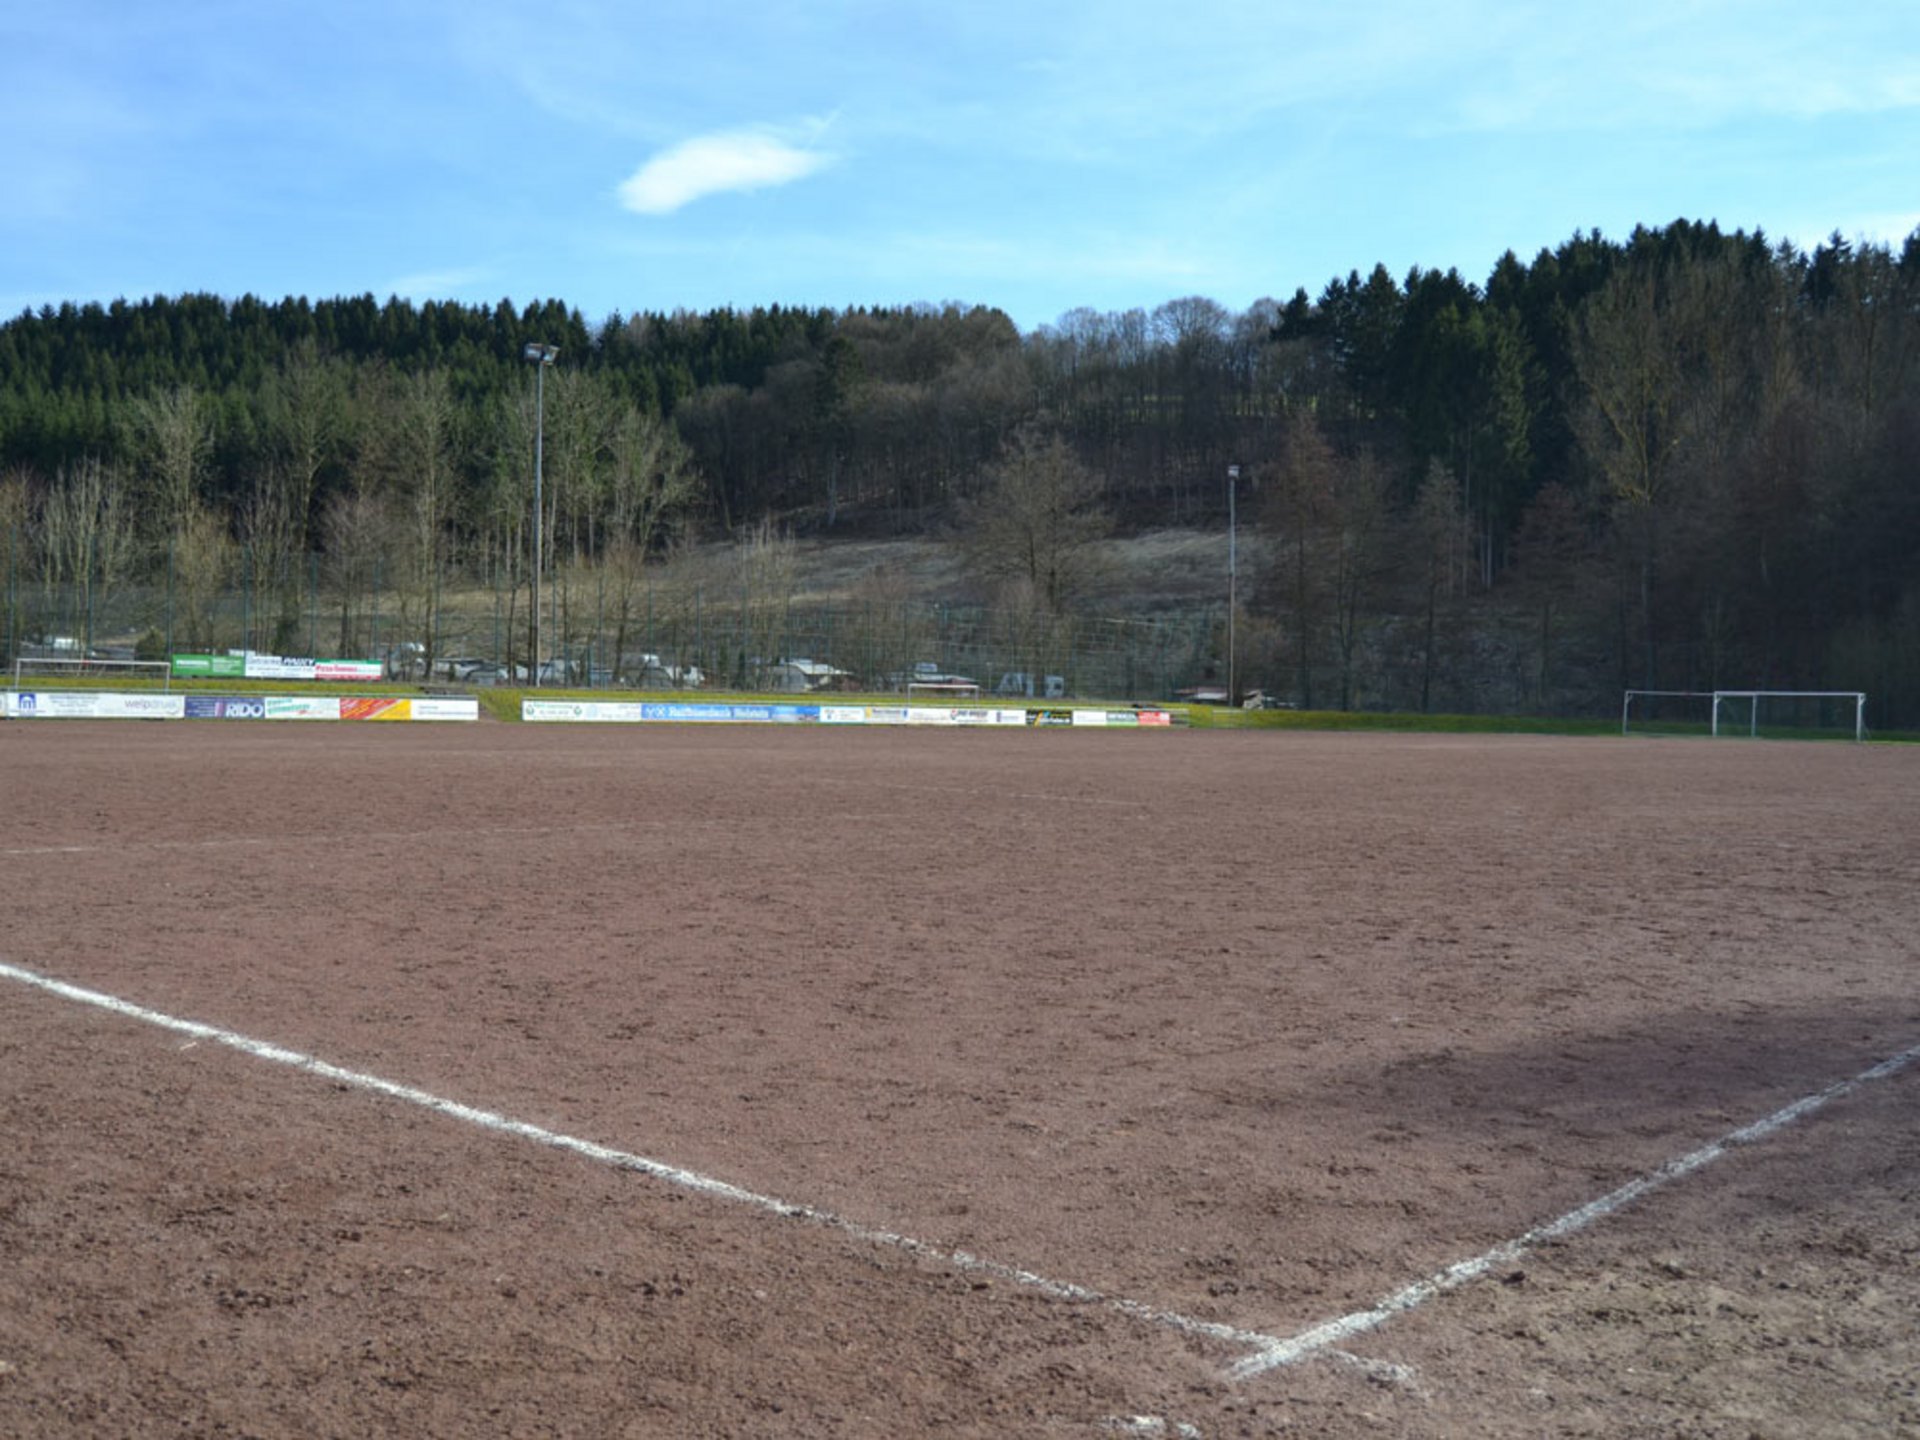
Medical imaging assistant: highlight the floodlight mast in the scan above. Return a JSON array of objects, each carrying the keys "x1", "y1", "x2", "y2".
[{"x1": 523, "y1": 343, "x2": 559, "y2": 686}]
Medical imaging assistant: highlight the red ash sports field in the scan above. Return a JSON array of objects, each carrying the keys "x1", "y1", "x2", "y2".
[{"x1": 1, "y1": 723, "x2": 1916, "y2": 1436}]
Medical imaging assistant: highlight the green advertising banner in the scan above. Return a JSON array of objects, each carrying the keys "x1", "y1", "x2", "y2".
[{"x1": 171, "y1": 654, "x2": 246, "y2": 678}]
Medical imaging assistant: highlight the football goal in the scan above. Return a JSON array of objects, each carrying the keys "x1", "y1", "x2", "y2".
[
  {"x1": 1624, "y1": 689, "x2": 1866, "y2": 741},
  {"x1": 1621, "y1": 689, "x2": 1715, "y2": 736},
  {"x1": 907, "y1": 680, "x2": 981, "y2": 703},
  {"x1": 11, "y1": 656, "x2": 174, "y2": 692}
]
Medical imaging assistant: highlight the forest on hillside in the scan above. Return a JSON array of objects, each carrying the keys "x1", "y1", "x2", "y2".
[{"x1": 2, "y1": 219, "x2": 1917, "y2": 725}]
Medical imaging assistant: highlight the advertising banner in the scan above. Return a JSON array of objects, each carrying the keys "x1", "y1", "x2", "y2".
[
  {"x1": 179, "y1": 694, "x2": 474, "y2": 722},
  {"x1": 525, "y1": 699, "x2": 821, "y2": 724},
  {"x1": 839, "y1": 705, "x2": 910, "y2": 725},
  {"x1": 263, "y1": 696, "x2": 341, "y2": 720},
  {"x1": 209, "y1": 653, "x2": 385, "y2": 681},
  {"x1": 171, "y1": 654, "x2": 245, "y2": 679},
  {"x1": 408, "y1": 698, "x2": 481, "y2": 722},
  {"x1": 523, "y1": 700, "x2": 647, "y2": 723},
  {"x1": 245, "y1": 655, "x2": 318, "y2": 680},
  {"x1": 184, "y1": 696, "x2": 268, "y2": 720},
  {"x1": 1027, "y1": 709, "x2": 1075, "y2": 727},
  {"x1": 4, "y1": 691, "x2": 185, "y2": 720},
  {"x1": 339, "y1": 697, "x2": 411, "y2": 721},
  {"x1": 639, "y1": 702, "x2": 817, "y2": 724}
]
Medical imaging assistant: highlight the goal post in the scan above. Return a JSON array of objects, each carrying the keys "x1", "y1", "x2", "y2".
[
  {"x1": 1624, "y1": 688, "x2": 1867, "y2": 741},
  {"x1": 11, "y1": 656, "x2": 174, "y2": 691},
  {"x1": 907, "y1": 680, "x2": 981, "y2": 703},
  {"x1": 1621, "y1": 689, "x2": 1715, "y2": 736},
  {"x1": 1711, "y1": 691, "x2": 1867, "y2": 742}
]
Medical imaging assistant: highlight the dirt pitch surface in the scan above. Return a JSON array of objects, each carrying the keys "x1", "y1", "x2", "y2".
[{"x1": 1, "y1": 721, "x2": 1916, "y2": 1438}]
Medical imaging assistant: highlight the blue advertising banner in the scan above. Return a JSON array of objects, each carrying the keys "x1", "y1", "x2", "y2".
[
  {"x1": 638, "y1": 702, "x2": 818, "y2": 724},
  {"x1": 184, "y1": 696, "x2": 268, "y2": 719}
]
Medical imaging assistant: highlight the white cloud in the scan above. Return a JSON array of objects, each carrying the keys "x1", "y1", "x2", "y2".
[
  {"x1": 384, "y1": 265, "x2": 492, "y2": 298},
  {"x1": 618, "y1": 130, "x2": 831, "y2": 215}
]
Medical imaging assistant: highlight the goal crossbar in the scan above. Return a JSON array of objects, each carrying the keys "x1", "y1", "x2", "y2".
[
  {"x1": 1710, "y1": 690, "x2": 1866, "y2": 741},
  {"x1": 1621, "y1": 689, "x2": 1713, "y2": 735},
  {"x1": 1623, "y1": 688, "x2": 1867, "y2": 740},
  {"x1": 11, "y1": 656, "x2": 173, "y2": 692},
  {"x1": 907, "y1": 681, "x2": 981, "y2": 702}
]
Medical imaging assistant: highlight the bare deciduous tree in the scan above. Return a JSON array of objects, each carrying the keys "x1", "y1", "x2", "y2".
[
  {"x1": 125, "y1": 386, "x2": 213, "y2": 537},
  {"x1": 957, "y1": 427, "x2": 1111, "y2": 613},
  {"x1": 599, "y1": 406, "x2": 699, "y2": 675},
  {"x1": 173, "y1": 500, "x2": 235, "y2": 651},
  {"x1": 1325, "y1": 449, "x2": 1391, "y2": 711},
  {"x1": 39, "y1": 457, "x2": 137, "y2": 651},
  {"x1": 389, "y1": 369, "x2": 458, "y2": 674},
  {"x1": 321, "y1": 488, "x2": 392, "y2": 658},
  {"x1": 0, "y1": 468, "x2": 30, "y2": 658},
  {"x1": 730, "y1": 516, "x2": 797, "y2": 684},
  {"x1": 1268, "y1": 416, "x2": 1336, "y2": 707}
]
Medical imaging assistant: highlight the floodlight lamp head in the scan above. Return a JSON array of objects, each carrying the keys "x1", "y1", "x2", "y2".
[{"x1": 523, "y1": 342, "x2": 559, "y2": 364}]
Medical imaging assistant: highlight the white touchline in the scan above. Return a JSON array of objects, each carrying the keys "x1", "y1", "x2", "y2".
[
  {"x1": 1228, "y1": 1035, "x2": 1920, "y2": 1381},
  {"x1": 0, "y1": 961, "x2": 1281, "y2": 1358},
  {"x1": 8, "y1": 958, "x2": 1914, "y2": 1387},
  {"x1": 0, "y1": 812, "x2": 990, "y2": 861}
]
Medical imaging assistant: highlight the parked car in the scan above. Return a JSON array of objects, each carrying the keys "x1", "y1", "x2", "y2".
[
  {"x1": 433, "y1": 656, "x2": 494, "y2": 683},
  {"x1": 1241, "y1": 689, "x2": 1294, "y2": 710}
]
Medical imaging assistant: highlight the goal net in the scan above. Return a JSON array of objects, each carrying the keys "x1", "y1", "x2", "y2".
[
  {"x1": 1624, "y1": 689, "x2": 1866, "y2": 741},
  {"x1": 907, "y1": 680, "x2": 981, "y2": 703},
  {"x1": 11, "y1": 657, "x2": 174, "y2": 692},
  {"x1": 1621, "y1": 690, "x2": 1715, "y2": 736},
  {"x1": 1709, "y1": 691, "x2": 1867, "y2": 742}
]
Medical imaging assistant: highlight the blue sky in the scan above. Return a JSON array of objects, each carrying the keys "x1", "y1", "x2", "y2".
[{"x1": 5, "y1": 1, "x2": 1917, "y2": 333}]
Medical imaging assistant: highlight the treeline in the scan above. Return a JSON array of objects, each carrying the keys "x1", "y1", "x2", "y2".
[{"x1": 1, "y1": 218, "x2": 1916, "y2": 722}]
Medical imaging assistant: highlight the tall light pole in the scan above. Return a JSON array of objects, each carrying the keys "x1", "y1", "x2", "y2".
[
  {"x1": 1226, "y1": 463, "x2": 1240, "y2": 706},
  {"x1": 523, "y1": 342, "x2": 559, "y2": 686}
]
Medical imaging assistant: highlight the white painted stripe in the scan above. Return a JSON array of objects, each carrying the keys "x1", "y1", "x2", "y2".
[
  {"x1": 0, "y1": 813, "x2": 972, "y2": 860},
  {"x1": 10, "y1": 957, "x2": 1909, "y2": 1387},
  {"x1": 1228, "y1": 1036, "x2": 1920, "y2": 1380},
  {"x1": 0, "y1": 961, "x2": 1280, "y2": 1357}
]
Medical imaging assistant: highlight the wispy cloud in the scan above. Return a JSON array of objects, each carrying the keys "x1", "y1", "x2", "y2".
[
  {"x1": 617, "y1": 128, "x2": 832, "y2": 215},
  {"x1": 384, "y1": 265, "x2": 492, "y2": 299}
]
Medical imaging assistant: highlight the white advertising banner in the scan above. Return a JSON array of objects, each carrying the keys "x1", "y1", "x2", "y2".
[
  {"x1": 3, "y1": 691, "x2": 186, "y2": 719},
  {"x1": 523, "y1": 700, "x2": 648, "y2": 723},
  {"x1": 905, "y1": 706, "x2": 960, "y2": 726},
  {"x1": 240, "y1": 654, "x2": 384, "y2": 681},
  {"x1": 407, "y1": 697, "x2": 481, "y2": 721},
  {"x1": 244, "y1": 655, "x2": 318, "y2": 680},
  {"x1": 263, "y1": 696, "x2": 342, "y2": 720}
]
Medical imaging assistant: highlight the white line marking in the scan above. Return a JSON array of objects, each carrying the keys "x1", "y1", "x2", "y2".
[
  {"x1": 0, "y1": 813, "x2": 974, "y2": 860},
  {"x1": 9, "y1": 958, "x2": 1911, "y2": 1387},
  {"x1": 1105, "y1": 1417, "x2": 1202, "y2": 1437},
  {"x1": 825, "y1": 779, "x2": 1151, "y2": 811},
  {"x1": 0, "y1": 961, "x2": 1280, "y2": 1358},
  {"x1": 1228, "y1": 1036, "x2": 1920, "y2": 1380}
]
